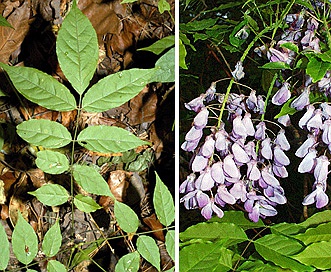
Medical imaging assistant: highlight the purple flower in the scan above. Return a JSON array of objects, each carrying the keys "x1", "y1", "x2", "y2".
[
  {"x1": 261, "y1": 167, "x2": 280, "y2": 188},
  {"x1": 261, "y1": 137, "x2": 273, "y2": 160},
  {"x1": 295, "y1": 134, "x2": 316, "y2": 158},
  {"x1": 232, "y1": 115, "x2": 247, "y2": 139},
  {"x1": 278, "y1": 114, "x2": 291, "y2": 127},
  {"x1": 242, "y1": 113, "x2": 255, "y2": 136},
  {"x1": 223, "y1": 154, "x2": 241, "y2": 182},
  {"x1": 302, "y1": 183, "x2": 329, "y2": 208},
  {"x1": 180, "y1": 190, "x2": 198, "y2": 209},
  {"x1": 194, "y1": 107, "x2": 209, "y2": 129},
  {"x1": 264, "y1": 186, "x2": 287, "y2": 204},
  {"x1": 268, "y1": 48, "x2": 288, "y2": 63},
  {"x1": 229, "y1": 180, "x2": 247, "y2": 202},
  {"x1": 196, "y1": 190, "x2": 210, "y2": 208},
  {"x1": 273, "y1": 145, "x2": 290, "y2": 166},
  {"x1": 231, "y1": 61, "x2": 245, "y2": 81},
  {"x1": 306, "y1": 109, "x2": 322, "y2": 132},
  {"x1": 181, "y1": 140, "x2": 199, "y2": 152},
  {"x1": 299, "y1": 105, "x2": 315, "y2": 129},
  {"x1": 185, "y1": 95, "x2": 205, "y2": 112},
  {"x1": 205, "y1": 82, "x2": 216, "y2": 102},
  {"x1": 192, "y1": 154, "x2": 209, "y2": 172},
  {"x1": 211, "y1": 161, "x2": 225, "y2": 184},
  {"x1": 196, "y1": 192, "x2": 224, "y2": 219},
  {"x1": 180, "y1": 173, "x2": 196, "y2": 193},
  {"x1": 216, "y1": 184, "x2": 236, "y2": 204},
  {"x1": 272, "y1": 164, "x2": 288, "y2": 178},
  {"x1": 313, "y1": 155, "x2": 329, "y2": 183},
  {"x1": 322, "y1": 119, "x2": 331, "y2": 145},
  {"x1": 232, "y1": 142, "x2": 250, "y2": 164},
  {"x1": 291, "y1": 88, "x2": 310, "y2": 110},
  {"x1": 321, "y1": 102, "x2": 331, "y2": 118},
  {"x1": 246, "y1": 90, "x2": 258, "y2": 111},
  {"x1": 298, "y1": 148, "x2": 317, "y2": 173},
  {"x1": 200, "y1": 135, "x2": 215, "y2": 158},
  {"x1": 272, "y1": 82, "x2": 291, "y2": 105},
  {"x1": 185, "y1": 126, "x2": 203, "y2": 142},
  {"x1": 257, "y1": 95, "x2": 265, "y2": 114},
  {"x1": 195, "y1": 167, "x2": 215, "y2": 191},
  {"x1": 245, "y1": 141, "x2": 257, "y2": 160},
  {"x1": 215, "y1": 129, "x2": 230, "y2": 155},
  {"x1": 255, "y1": 122, "x2": 266, "y2": 140},
  {"x1": 247, "y1": 160, "x2": 261, "y2": 181},
  {"x1": 275, "y1": 129, "x2": 290, "y2": 151}
]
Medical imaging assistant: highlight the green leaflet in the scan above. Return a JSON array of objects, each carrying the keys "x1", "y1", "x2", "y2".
[
  {"x1": 56, "y1": 1, "x2": 98, "y2": 95},
  {"x1": 292, "y1": 241, "x2": 331, "y2": 270},
  {"x1": 294, "y1": 222, "x2": 331, "y2": 245},
  {"x1": 82, "y1": 68, "x2": 155, "y2": 112},
  {"x1": 0, "y1": 63, "x2": 76, "y2": 111},
  {"x1": 17, "y1": 119, "x2": 72, "y2": 148},
  {"x1": 271, "y1": 222, "x2": 304, "y2": 236},
  {"x1": 12, "y1": 212, "x2": 38, "y2": 265},
  {"x1": 77, "y1": 125, "x2": 149, "y2": 153},
  {"x1": 254, "y1": 234, "x2": 314, "y2": 271},
  {"x1": 0, "y1": 14, "x2": 13, "y2": 28},
  {"x1": 74, "y1": 194, "x2": 102, "y2": 213},
  {"x1": 299, "y1": 210, "x2": 331, "y2": 228},
  {"x1": 165, "y1": 230, "x2": 175, "y2": 261},
  {"x1": 179, "y1": 39, "x2": 188, "y2": 69},
  {"x1": 158, "y1": 0, "x2": 171, "y2": 14},
  {"x1": 36, "y1": 150, "x2": 69, "y2": 174},
  {"x1": 153, "y1": 172, "x2": 175, "y2": 226},
  {"x1": 114, "y1": 201, "x2": 139, "y2": 234},
  {"x1": 138, "y1": 35, "x2": 175, "y2": 55},
  {"x1": 136, "y1": 235, "x2": 160, "y2": 271},
  {"x1": 260, "y1": 61, "x2": 291, "y2": 70},
  {"x1": 0, "y1": 223, "x2": 9, "y2": 270},
  {"x1": 42, "y1": 220, "x2": 62, "y2": 257},
  {"x1": 47, "y1": 260, "x2": 67, "y2": 272},
  {"x1": 152, "y1": 47, "x2": 175, "y2": 83},
  {"x1": 115, "y1": 251, "x2": 140, "y2": 272},
  {"x1": 306, "y1": 55, "x2": 331, "y2": 83},
  {"x1": 29, "y1": 184, "x2": 69, "y2": 206},
  {"x1": 73, "y1": 164, "x2": 113, "y2": 197}
]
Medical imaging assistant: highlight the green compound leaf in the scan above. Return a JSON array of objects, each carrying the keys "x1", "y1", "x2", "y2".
[
  {"x1": 82, "y1": 68, "x2": 155, "y2": 112},
  {"x1": 0, "y1": 223, "x2": 10, "y2": 270},
  {"x1": 254, "y1": 234, "x2": 314, "y2": 271},
  {"x1": 74, "y1": 194, "x2": 102, "y2": 213},
  {"x1": 114, "y1": 201, "x2": 139, "y2": 234},
  {"x1": 294, "y1": 222, "x2": 331, "y2": 245},
  {"x1": 0, "y1": 63, "x2": 76, "y2": 111},
  {"x1": 77, "y1": 125, "x2": 149, "y2": 153},
  {"x1": 115, "y1": 251, "x2": 140, "y2": 272},
  {"x1": 36, "y1": 150, "x2": 69, "y2": 174},
  {"x1": 73, "y1": 164, "x2": 113, "y2": 197},
  {"x1": 152, "y1": 47, "x2": 175, "y2": 83},
  {"x1": 179, "y1": 242, "x2": 233, "y2": 272},
  {"x1": 17, "y1": 119, "x2": 72, "y2": 148},
  {"x1": 56, "y1": 1, "x2": 98, "y2": 95},
  {"x1": 153, "y1": 172, "x2": 174, "y2": 226},
  {"x1": 12, "y1": 212, "x2": 38, "y2": 265},
  {"x1": 47, "y1": 260, "x2": 67, "y2": 272},
  {"x1": 136, "y1": 235, "x2": 160, "y2": 271},
  {"x1": 299, "y1": 210, "x2": 331, "y2": 228},
  {"x1": 42, "y1": 220, "x2": 62, "y2": 257},
  {"x1": 306, "y1": 55, "x2": 331, "y2": 83},
  {"x1": 165, "y1": 230, "x2": 175, "y2": 261},
  {"x1": 29, "y1": 184, "x2": 69, "y2": 206},
  {"x1": 292, "y1": 241, "x2": 331, "y2": 270},
  {"x1": 138, "y1": 35, "x2": 175, "y2": 55}
]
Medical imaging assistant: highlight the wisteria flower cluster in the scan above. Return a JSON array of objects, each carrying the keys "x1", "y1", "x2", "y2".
[{"x1": 180, "y1": 86, "x2": 290, "y2": 222}]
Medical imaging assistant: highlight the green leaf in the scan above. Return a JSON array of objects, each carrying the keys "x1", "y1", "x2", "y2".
[
  {"x1": 12, "y1": 212, "x2": 38, "y2": 265},
  {"x1": 114, "y1": 201, "x2": 139, "y2": 234},
  {"x1": 181, "y1": 18, "x2": 218, "y2": 32},
  {"x1": 73, "y1": 164, "x2": 113, "y2": 197},
  {"x1": 254, "y1": 234, "x2": 314, "y2": 271},
  {"x1": 0, "y1": 223, "x2": 9, "y2": 270},
  {"x1": 209, "y1": 210, "x2": 265, "y2": 230},
  {"x1": 179, "y1": 39, "x2": 188, "y2": 69},
  {"x1": 126, "y1": 148, "x2": 153, "y2": 172},
  {"x1": 136, "y1": 235, "x2": 160, "y2": 271},
  {"x1": 121, "y1": 0, "x2": 137, "y2": 3},
  {"x1": 319, "y1": 50, "x2": 331, "y2": 62},
  {"x1": 306, "y1": 56, "x2": 331, "y2": 83},
  {"x1": 237, "y1": 259, "x2": 282, "y2": 272},
  {"x1": 152, "y1": 47, "x2": 175, "y2": 83},
  {"x1": 36, "y1": 150, "x2": 69, "y2": 174},
  {"x1": 0, "y1": 64, "x2": 76, "y2": 111},
  {"x1": 115, "y1": 251, "x2": 140, "y2": 272},
  {"x1": 0, "y1": 14, "x2": 13, "y2": 28},
  {"x1": 29, "y1": 184, "x2": 69, "y2": 206},
  {"x1": 153, "y1": 172, "x2": 174, "y2": 226},
  {"x1": 82, "y1": 68, "x2": 155, "y2": 112},
  {"x1": 260, "y1": 62, "x2": 291, "y2": 70},
  {"x1": 165, "y1": 230, "x2": 175, "y2": 261},
  {"x1": 47, "y1": 260, "x2": 67, "y2": 272},
  {"x1": 271, "y1": 222, "x2": 304, "y2": 236},
  {"x1": 42, "y1": 220, "x2": 62, "y2": 257},
  {"x1": 292, "y1": 241, "x2": 331, "y2": 270},
  {"x1": 299, "y1": 210, "x2": 331, "y2": 228},
  {"x1": 280, "y1": 42, "x2": 299, "y2": 53},
  {"x1": 77, "y1": 125, "x2": 148, "y2": 153},
  {"x1": 74, "y1": 194, "x2": 102, "y2": 213},
  {"x1": 229, "y1": 20, "x2": 249, "y2": 48},
  {"x1": 56, "y1": 1, "x2": 98, "y2": 95},
  {"x1": 274, "y1": 97, "x2": 297, "y2": 119},
  {"x1": 294, "y1": 222, "x2": 331, "y2": 245},
  {"x1": 158, "y1": 0, "x2": 170, "y2": 14},
  {"x1": 180, "y1": 222, "x2": 248, "y2": 246},
  {"x1": 17, "y1": 119, "x2": 72, "y2": 148},
  {"x1": 179, "y1": 243, "x2": 233, "y2": 272},
  {"x1": 138, "y1": 36, "x2": 175, "y2": 55}
]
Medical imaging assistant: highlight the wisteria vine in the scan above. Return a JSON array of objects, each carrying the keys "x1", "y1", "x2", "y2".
[{"x1": 180, "y1": 1, "x2": 331, "y2": 222}]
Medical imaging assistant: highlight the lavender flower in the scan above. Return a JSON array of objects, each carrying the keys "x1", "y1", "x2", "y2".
[
  {"x1": 302, "y1": 183, "x2": 329, "y2": 208},
  {"x1": 255, "y1": 122, "x2": 266, "y2": 140},
  {"x1": 194, "y1": 107, "x2": 209, "y2": 129},
  {"x1": 192, "y1": 154, "x2": 209, "y2": 172},
  {"x1": 291, "y1": 88, "x2": 310, "y2": 110},
  {"x1": 231, "y1": 61, "x2": 245, "y2": 81},
  {"x1": 185, "y1": 95, "x2": 205, "y2": 112},
  {"x1": 271, "y1": 82, "x2": 291, "y2": 105}
]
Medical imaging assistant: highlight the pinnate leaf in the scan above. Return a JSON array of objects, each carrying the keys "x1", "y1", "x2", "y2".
[
  {"x1": 12, "y1": 212, "x2": 38, "y2": 265},
  {"x1": 29, "y1": 184, "x2": 69, "y2": 206},
  {"x1": 153, "y1": 172, "x2": 174, "y2": 226},
  {"x1": 47, "y1": 260, "x2": 67, "y2": 272},
  {"x1": 115, "y1": 251, "x2": 140, "y2": 272},
  {"x1": 114, "y1": 201, "x2": 139, "y2": 234},
  {"x1": 42, "y1": 220, "x2": 62, "y2": 257},
  {"x1": 136, "y1": 235, "x2": 160, "y2": 271},
  {"x1": 17, "y1": 119, "x2": 72, "y2": 148},
  {"x1": 77, "y1": 125, "x2": 148, "y2": 153},
  {"x1": 56, "y1": 1, "x2": 98, "y2": 95},
  {"x1": 0, "y1": 223, "x2": 9, "y2": 270},
  {"x1": 0, "y1": 63, "x2": 76, "y2": 111},
  {"x1": 82, "y1": 68, "x2": 155, "y2": 112},
  {"x1": 74, "y1": 194, "x2": 102, "y2": 213},
  {"x1": 36, "y1": 150, "x2": 69, "y2": 174},
  {"x1": 165, "y1": 230, "x2": 175, "y2": 260}
]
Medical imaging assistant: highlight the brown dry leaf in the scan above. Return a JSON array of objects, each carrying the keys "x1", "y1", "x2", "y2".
[
  {"x1": 0, "y1": 170, "x2": 17, "y2": 199},
  {"x1": 0, "y1": 1, "x2": 34, "y2": 63},
  {"x1": 9, "y1": 196, "x2": 29, "y2": 225},
  {"x1": 27, "y1": 168, "x2": 46, "y2": 188},
  {"x1": 1, "y1": 204, "x2": 9, "y2": 219},
  {"x1": 142, "y1": 213, "x2": 165, "y2": 241},
  {"x1": 149, "y1": 122, "x2": 163, "y2": 160}
]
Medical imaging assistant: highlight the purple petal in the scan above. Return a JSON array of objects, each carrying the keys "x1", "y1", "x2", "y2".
[
  {"x1": 261, "y1": 167, "x2": 280, "y2": 187},
  {"x1": 211, "y1": 162, "x2": 225, "y2": 184},
  {"x1": 295, "y1": 134, "x2": 316, "y2": 158},
  {"x1": 306, "y1": 109, "x2": 322, "y2": 132},
  {"x1": 272, "y1": 164, "x2": 288, "y2": 178},
  {"x1": 299, "y1": 105, "x2": 315, "y2": 129},
  {"x1": 217, "y1": 184, "x2": 236, "y2": 204},
  {"x1": 255, "y1": 122, "x2": 266, "y2": 140},
  {"x1": 223, "y1": 154, "x2": 241, "y2": 181},
  {"x1": 247, "y1": 160, "x2": 261, "y2": 181},
  {"x1": 200, "y1": 135, "x2": 215, "y2": 158},
  {"x1": 313, "y1": 155, "x2": 330, "y2": 183},
  {"x1": 242, "y1": 113, "x2": 255, "y2": 136},
  {"x1": 291, "y1": 88, "x2": 310, "y2": 111},
  {"x1": 271, "y1": 82, "x2": 291, "y2": 105},
  {"x1": 316, "y1": 187, "x2": 329, "y2": 208},
  {"x1": 232, "y1": 61, "x2": 245, "y2": 81},
  {"x1": 245, "y1": 141, "x2": 257, "y2": 160},
  {"x1": 232, "y1": 115, "x2": 247, "y2": 139},
  {"x1": 322, "y1": 119, "x2": 331, "y2": 145},
  {"x1": 194, "y1": 107, "x2": 209, "y2": 129},
  {"x1": 200, "y1": 168, "x2": 215, "y2": 191},
  {"x1": 275, "y1": 129, "x2": 290, "y2": 151},
  {"x1": 248, "y1": 203, "x2": 260, "y2": 222},
  {"x1": 246, "y1": 90, "x2": 258, "y2": 111},
  {"x1": 232, "y1": 142, "x2": 250, "y2": 164},
  {"x1": 185, "y1": 95, "x2": 205, "y2": 112},
  {"x1": 181, "y1": 140, "x2": 199, "y2": 152},
  {"x1": 211, "y1": 203, "x2": 224, "y2": 218},
  {"x1": 229, "y1": 181, "x2": 247, "y2": 202},
  {"x1": 192, "y1": 154, "x2": 209, "y2": 172},
  {"x1": 196, "y1": 190, "x2": 210, "y2": 208},
  {"x1": 215, "y1": 130, "x2": 230, "y2": 154},
  {"x1": 298, "y1": 148, "x2": 317, "y2": 173},
  {"x1": 180, "y1": 173, "x2": 196, "y2": 193},
  {"x1": 185, "y1": 126, "x2": 203, "y2": 141},
  {"x1": 273, "y1": 145, "x2": 290, "y2": 166},
  {"x1": 278, "y1": 114, "x2": 291, "y2": 127},
  {"x1": 261, "y1": 137, "x2": 273, "y2": 160},
  {"x1": 201, "y1": 203, "x2": 213, "y2": 220}
]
